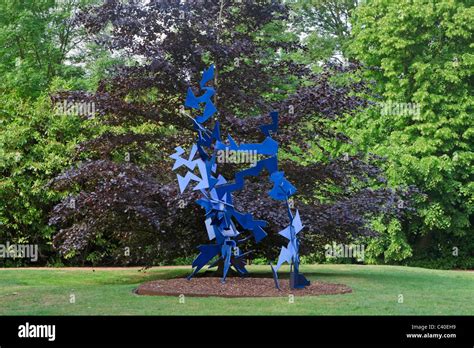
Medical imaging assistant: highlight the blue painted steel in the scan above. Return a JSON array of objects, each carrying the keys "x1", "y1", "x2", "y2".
[{"x1": 170, "y1": 65, "x2": 309, "y2": 289}]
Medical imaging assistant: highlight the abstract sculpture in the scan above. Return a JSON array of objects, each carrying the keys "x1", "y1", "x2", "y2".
[{"x1": 170, "y1": 65, "x2": 309, "y2": 289}]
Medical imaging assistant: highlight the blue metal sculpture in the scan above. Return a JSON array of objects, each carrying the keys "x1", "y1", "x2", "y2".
[{"x1": 170, "y1": 65, "x2": 309, "y2": 289}]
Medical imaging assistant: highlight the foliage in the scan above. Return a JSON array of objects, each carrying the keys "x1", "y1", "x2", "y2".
[
  {"x1": 291, "y1": 0, "x2": 358, "y2": 62},
  {"x1": 47, "y1": 0, "x2": 416, "y2": 266},
  {"x1": 347, "y1": 0, "x2": 473, "y2": 264},
  {"x1": 0, "y1": 93, "x2": 83, "y2": 265},
  {"x1": 364, "y1": 218, "x2": 413, "y2": 263},
  {"x1": 0, "y1": 0, "x2": 95, "y2": 98}
]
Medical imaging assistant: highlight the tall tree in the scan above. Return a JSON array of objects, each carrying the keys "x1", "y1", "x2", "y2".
[
  {"x1": 0, "y1": 0, "x2": 100, "y2": 266},
  {"x1": 348, "y1": 0, "x2": 473, "y2": 267},
  {"x1": 0, "y1": 0, "x2": 94, "y2": 98},
  {"x1": 291, "y1": 0, "x2": 359, "y2": 64}
]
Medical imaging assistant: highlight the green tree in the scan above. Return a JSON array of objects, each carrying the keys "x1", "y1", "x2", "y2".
[
  {"x1": 291, "y1": 0, "x2": 359, "y2": 64},
  {"x1": 348, "y1": 0, "x2": 473, "y2": 267},
  {"x1": 0, "y1": 0, "x2": 99, "y2": 264},
  {"x1": 0, "y1": 0, "x2": 92, "y2": 98},
  {"x1": 0, "y1": 92, "x2": 84, "y2": 265}
]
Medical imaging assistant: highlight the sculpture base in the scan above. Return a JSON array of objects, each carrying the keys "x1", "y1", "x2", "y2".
[{"x1": 135, "y1": 277, "x2": 351, "y2": 297}]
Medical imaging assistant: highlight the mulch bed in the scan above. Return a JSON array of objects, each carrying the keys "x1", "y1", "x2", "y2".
[{"x1": 135, "y1": 277, "x2": 352, "y2": 297}]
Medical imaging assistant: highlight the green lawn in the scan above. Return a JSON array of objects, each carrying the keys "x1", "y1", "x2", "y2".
[{"x1": 0, "y1": 265, "x2": 472, "y2": 315}]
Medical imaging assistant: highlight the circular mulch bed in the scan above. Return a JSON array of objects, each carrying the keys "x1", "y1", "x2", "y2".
[{"x1": 135, "y1": 277, "x2": 352, "y2": 297}]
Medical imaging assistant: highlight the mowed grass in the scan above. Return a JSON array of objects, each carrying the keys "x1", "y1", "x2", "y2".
[{"x1": 0, "y1": 265, "x2": 472, "y2": 315}]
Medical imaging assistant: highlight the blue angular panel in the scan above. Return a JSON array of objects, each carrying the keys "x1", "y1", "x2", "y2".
[
  {"x1": 269, "y1": 171, "x2": 297, "y2": 200},
  {"x1": 259, "y1": 110, "x2": 279, "y2": 136},
  {"x1": 200, "y1": 65, "x2": 215, "y2": 87},
  {"x1": 185, "y1": 88, "x2": 200, "y2": 109}
]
